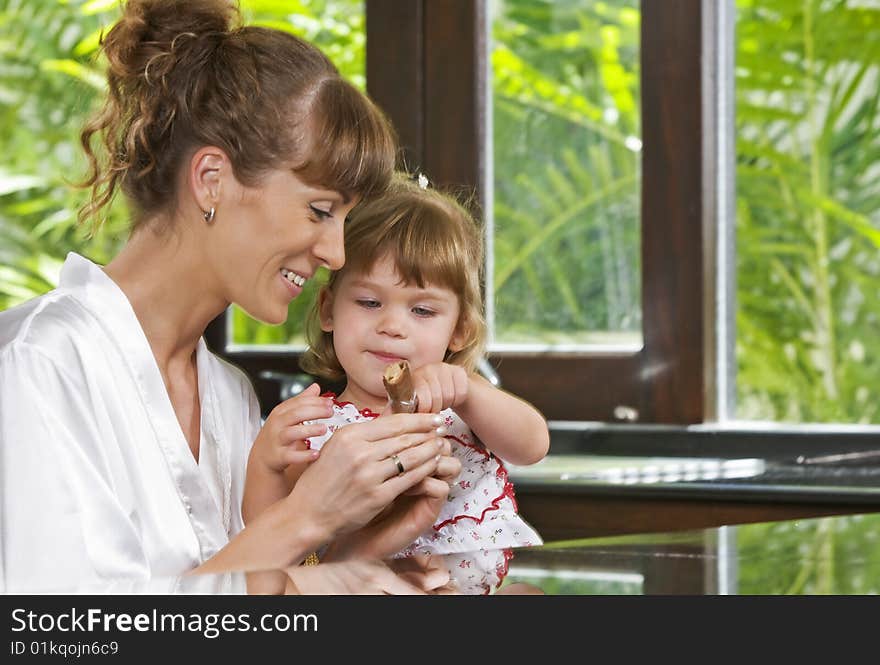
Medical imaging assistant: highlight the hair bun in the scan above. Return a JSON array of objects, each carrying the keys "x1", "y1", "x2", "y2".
[{"x1": 102, "y1": 0, "x2": 239, "y2": 79}]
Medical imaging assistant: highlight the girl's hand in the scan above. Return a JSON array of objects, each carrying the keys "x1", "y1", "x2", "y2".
[
  {"x1": 410, "y1": 362, "x2": 470, "y2": 414},
  {"x1": 250, "y1": 383, "x2": 333, "y2": 474}
]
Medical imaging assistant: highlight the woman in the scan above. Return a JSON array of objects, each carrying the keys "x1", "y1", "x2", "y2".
[{"x1": 0, "y1": 0, "x2": 455, "y2": 593}]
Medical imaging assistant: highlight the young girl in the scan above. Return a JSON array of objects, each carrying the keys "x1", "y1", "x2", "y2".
[{"x1": 297, "y1": 172, "x2": 550, "y2": 594}]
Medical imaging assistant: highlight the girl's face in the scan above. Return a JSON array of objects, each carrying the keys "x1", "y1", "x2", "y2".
[
  {"x1": 320, "y1": 253, "x2": 465, "y2": 410},
  {"x1": 210, "y1": 168, "x2": 358, "y2": 325}
]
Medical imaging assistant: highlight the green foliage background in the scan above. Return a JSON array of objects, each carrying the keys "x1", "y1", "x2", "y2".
[
  {"x1": 2, "y1": 0, "x2": 877, "y2": 426},
  {"x1": 734, "y1": 0, "x2": 880, "y2": 423},
  {"x1": 492, "y1": 0, "x2": 641, "y2": 345}
]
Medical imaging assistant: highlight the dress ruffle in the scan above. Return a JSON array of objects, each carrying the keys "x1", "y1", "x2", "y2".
[{"x1": 305, "y1": 396, "x2": 543, "y2": 594}]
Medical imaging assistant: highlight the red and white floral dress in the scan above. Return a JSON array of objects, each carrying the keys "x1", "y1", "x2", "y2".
[{"x1": 305, "y1": 396, "x2": 543, "y2": 594}]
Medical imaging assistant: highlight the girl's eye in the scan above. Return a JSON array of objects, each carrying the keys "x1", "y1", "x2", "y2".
[
  {"x1": 356, "y1": 299, "x2": 380, "y2": 309},
  {"x1": 412, "y1": 306, "x2": 435, "y2": 317},
  {"x1": 309, "y1": 205, "x2": 332, "y2": 220}
]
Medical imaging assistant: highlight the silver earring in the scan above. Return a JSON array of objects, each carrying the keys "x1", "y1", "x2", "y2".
[{"x1": 203, "y1": 207, "x2": 215, "y2": 223}]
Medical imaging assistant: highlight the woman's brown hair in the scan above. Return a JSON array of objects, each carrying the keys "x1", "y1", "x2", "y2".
[
  {"x1": 301, "y1": 172, "x2": 487, "y2": 381},
  {"x1": 78, "y1": 0, "x2": 397, "y2": 233}
]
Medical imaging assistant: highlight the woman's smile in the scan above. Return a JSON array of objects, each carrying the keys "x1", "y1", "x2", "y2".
[{"x1": 279, "y1": 267, "x2": 308, "y2": 300}]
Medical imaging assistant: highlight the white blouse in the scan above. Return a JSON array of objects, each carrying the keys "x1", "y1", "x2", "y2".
[{"x1": 0, "y1": 253, "x2": 260, "y2": 592}]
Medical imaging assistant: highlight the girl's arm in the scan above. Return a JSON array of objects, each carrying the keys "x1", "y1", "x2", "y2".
[
  {"x1": 241, "y1": 384, "x2": 329, "y2": 525},
  {"x1": 451, "y1": 373, "x2": 550, "y2": 466}
]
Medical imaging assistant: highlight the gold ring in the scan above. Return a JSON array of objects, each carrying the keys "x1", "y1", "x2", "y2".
[{"x1": 391, "y1": 453, "x2": 405, "y2": 476}]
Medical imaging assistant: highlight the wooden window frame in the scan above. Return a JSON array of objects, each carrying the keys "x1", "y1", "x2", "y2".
[{"x1": 206, "y1": 0, "x2": 716, "y2": 425}]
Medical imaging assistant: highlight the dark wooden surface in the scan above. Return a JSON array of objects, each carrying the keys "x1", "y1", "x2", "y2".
[
  {"x1": 486, "y1": 354, "x2": 644, "y2": 423},
  {"x1": 422, "y1": 0, "x2": 483, "y2": 207},
  {"x1": 515, "y1": 490, "x2": 868, "y2": 542},
  {"x1": 366, "y1": 0, "x2": 424, "y2": 168},
  {"x1": 638, "y1": 0, "x2": 706, "y2": 423}
]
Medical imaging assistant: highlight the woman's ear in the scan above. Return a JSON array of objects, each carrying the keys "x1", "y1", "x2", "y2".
[
  {"x1": 189, "y1": 146, "x2": 227, "y2": 218},
  {"x1": 318, "y1": 288, "x2": 335, "y2": 332}
]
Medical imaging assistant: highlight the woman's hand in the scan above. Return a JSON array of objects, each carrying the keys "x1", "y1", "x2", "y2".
[
  {"x1": 318, "y1": 435, "x2": 460, "y2": 560},
  {"x1": 207, "y1": 403, "x2": 457, "y2": 577},
  {"x1": 285, "y1": 559, "x2": 429, "y2": 595},
  {"x1": 249, "y1": 383, "x2": 332, "y2": 474},
  {"x1": 404, "y1": 436, "x2": 461, "y2": 494},
  {"x1": 322, "y1": 478, "x2": 450, "y2": 562},
  {"x1": 287, "y1": 412, "x2": 447, "y2": 541},
  {"x1": 387, "y1": 555, "x2": 458, "y2": 594}
]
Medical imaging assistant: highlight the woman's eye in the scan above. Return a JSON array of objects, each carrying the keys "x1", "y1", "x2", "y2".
[
  {"x1": 356, "y1": 299, "x2": 380, "y2": 309},
  {"x1": 412, "y1": 306, "x2": 435, "y2": 317},
  {"x1": 309, "y1": 205, "x2": 332, "y2": 220}
]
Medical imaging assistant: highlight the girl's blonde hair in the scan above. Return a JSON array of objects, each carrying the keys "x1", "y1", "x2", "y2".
[{"x1": 301, "y1": 172, "x2": 487, "y2": 381}]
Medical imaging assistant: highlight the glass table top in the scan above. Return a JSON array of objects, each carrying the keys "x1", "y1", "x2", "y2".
[
  {"x1": 501, "y1": 511, "x2": 880, "y2": 594},
  {"x1": 4, "y1": 511, "x2": 878, "y2": 594}
]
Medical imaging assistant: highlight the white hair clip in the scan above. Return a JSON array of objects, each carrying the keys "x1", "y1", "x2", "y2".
[{"x1": 417, "y1": 173, "x2": 429, "y2": 190}]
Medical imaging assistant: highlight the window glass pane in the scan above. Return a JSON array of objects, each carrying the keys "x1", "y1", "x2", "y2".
[
  {"x1": 735, "y1": 0, "x2": 880, "y2": 423},
  {"x1": 230, "y1": 0, "x2": 366, "y2": 347},
  {"x1": 489, "y1": 0, "x2": 642, "y2": 350}
]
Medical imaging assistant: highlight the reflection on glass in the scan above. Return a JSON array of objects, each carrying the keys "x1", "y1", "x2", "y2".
[
  {"x1": 737, "y1": 513, "x2": 880, "y2": 594},
  {"x1": 1, "y1": 572, "x2": 247, "y2": 595},
  {"x1": 502, "y1": 565, "x2": 644, "y2": 594},
  {"x1": 734, "y1": 1, "x2": 880, "y2": 423},
  {"x1": 508, "y1": 455, "x2": 766, "y2": 485},
  {"x1": 489, "y1": 0, "x2": 642, "y2": 350},
  {"x1": 501, "y1": 513, "x2": 880, "y2": 595},
  {"x1": 6, "y1": 513, "x2": 879, "y2": 594}
]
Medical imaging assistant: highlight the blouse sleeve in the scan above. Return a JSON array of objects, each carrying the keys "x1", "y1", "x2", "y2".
[{"x1": 0, "y1": 343, "x2": 149, "y2": 592}]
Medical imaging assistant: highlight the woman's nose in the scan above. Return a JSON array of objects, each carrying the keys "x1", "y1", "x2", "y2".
[{"x1": 314, "y1": 219, "x2": 345, "y2": 271}]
